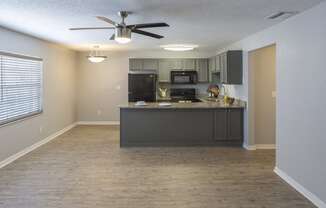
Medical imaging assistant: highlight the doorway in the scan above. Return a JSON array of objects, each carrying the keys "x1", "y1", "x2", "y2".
[{"x1": 249, "y1": 44, "x2": 276, "y2": 148}]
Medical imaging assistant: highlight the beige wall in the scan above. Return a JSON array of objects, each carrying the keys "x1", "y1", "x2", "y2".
[
  {"x1": 249, "y1": 45, "x2": 276, "y2": 145},
  {"x1": 0, "y1": 27, "x2": 77, "y2": 162},
  {"x1": 76, "y1": 50, "x2": 214, "y2": 122}
]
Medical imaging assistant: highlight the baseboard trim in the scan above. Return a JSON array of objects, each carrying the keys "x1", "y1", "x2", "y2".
[
  {"x1": 77, "y1": 121, "x2": 120, "y2": 125},
  {"x1": 0, "y1": 122, "x2": 77, "y2": 169},
  {"x1": 243, "y1": 144, "x2": 276, "y2": 150},
  {"x1": 243, "y1": 143, "x2": 257, "y2": 150},
  {"x1": 274, "y1": 167, "x2": 326, "y2": 208},
  {"x1": 256, "y1": 144, "x2": 276, "y2": 149}
]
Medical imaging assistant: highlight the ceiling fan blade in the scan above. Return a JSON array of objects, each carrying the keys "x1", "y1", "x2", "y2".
[
  {"x1": 96, "y1": 16, "x2": 119, "y2": 26},
  {"x1": 127, "y1": 22, "x2": 169, "y2": 29},
  {"x1": 69, "y1": 27, "x2": 115, "y2": 30},
  {"x1": 110, "y1": 34, "x2": 115, "y2": 40},
  {"x1": 132, "y1": 29, "x2": 164, "y2": 39}
]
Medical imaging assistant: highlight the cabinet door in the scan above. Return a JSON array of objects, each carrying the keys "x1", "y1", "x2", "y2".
[
  {"x1": 208, "y1": 56, "x2": 216, "y2": 72},
  {"x1": 215, "y1": 55, "x2": 221, "y2": 72},
  {"x1": 129, "y1": 59, "x2": 143, "y2": 71},
  {"x1": 143, "y1": 59, "x2": 159, "y2": 71},
  {"x1": 196, "y1": 59, "x2": 209, "y2": 82},
  {"x1": 220, "y1": 52, "x2": 228, "y2": 83},
  {"x1": 158, "y1": 59, "x2": 172, "y2": 82},
  {"x1": 227, "y1": 109, "x2": 243, "y2": 140},
  {"x1": 214, "y1": 109, "x2": 228, "y2": 140},
  {"x1": 183, "y1": 59, "x2": 196, "y2": 70},
  {"x1": 171, "y1": 59, "x2": 184, "y2": 70}
]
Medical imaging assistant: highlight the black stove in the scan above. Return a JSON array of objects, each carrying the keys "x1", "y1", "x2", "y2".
[{"x1": 169, "y1": 88, "x2": 202, "y2": 103}]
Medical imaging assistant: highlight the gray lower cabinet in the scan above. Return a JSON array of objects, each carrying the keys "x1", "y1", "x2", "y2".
[
  {"x1": 214, "y1": 109, "x2": 228, "y2": 140},
  {"x1": 214, "y1": 109, "x2": 243, "y2": 141},
  {"x1": 120, "y1": 108, "x2": 243, "y2": 146},
  {"x1": 228, "y1": 109, "x2": 243, "y2": 140},
  {"x1": 196, "y1": 59, "x2": 209, "y2": 82}
]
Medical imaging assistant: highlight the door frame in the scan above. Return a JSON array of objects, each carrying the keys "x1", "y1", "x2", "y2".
[{"x1": 248, "y1": 43, "x2": 277, "y2": 149}]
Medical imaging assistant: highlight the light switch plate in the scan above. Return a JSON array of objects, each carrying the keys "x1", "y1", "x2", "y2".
[{"x1": 272, "y1": 91, "x2": 277, "y2": 98}]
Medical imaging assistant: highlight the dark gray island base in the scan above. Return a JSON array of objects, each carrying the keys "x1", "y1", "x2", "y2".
[{"x1": 120, "y1": 101, "x2": 245, "y2": 147}]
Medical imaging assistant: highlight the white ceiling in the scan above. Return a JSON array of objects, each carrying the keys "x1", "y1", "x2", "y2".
[{"x1": 0, "y1": 0, "x2": 324, "y2": 51}]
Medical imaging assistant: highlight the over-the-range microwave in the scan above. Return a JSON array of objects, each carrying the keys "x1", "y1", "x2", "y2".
[{"x1": 170, "y1": 71, "x2": 198, "y2": 84}]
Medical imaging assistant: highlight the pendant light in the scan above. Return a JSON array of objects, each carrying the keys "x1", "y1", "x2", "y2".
[{"x1": 87, "y1": 46, "x2": 107, "y2": 63}]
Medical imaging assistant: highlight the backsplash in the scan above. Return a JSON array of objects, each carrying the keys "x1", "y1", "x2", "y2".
[{"x1": 158, "y1": 83, "x2": 213, "y2": 98}]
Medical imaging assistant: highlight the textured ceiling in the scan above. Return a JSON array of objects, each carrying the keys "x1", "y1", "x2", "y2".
[{"x1": 0, "y1": 0, "x2": 324, "y2": 51}]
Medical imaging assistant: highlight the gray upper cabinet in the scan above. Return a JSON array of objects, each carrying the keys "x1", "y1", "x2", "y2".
[
  {"x1": 196, "y1": 59, "x2": 209, "y2": 83},
  {"x1": 158, "y1": 59, "x2": 172, "y2": 82},
  {"x1": 208, "y1": 56, "x2": 216, "y2": 72},
  {"x1": 143, "y1": 59, "x2": 159, "y2": 70},
  {"x1": 129, "y1": 59, "x2": 143, "y2": 71},
  {"x1": 215, "y1": 55, "x2": 221, "y2": 72},
  {"x1": 183, "y1": 59, "x2": 196, "y2": 70},
  {"x1": 220, "y1": 50, "x2": 243, "y2": 84},
  {"x1": 129, "y1": 59, "x2": 159, "y2": 71},
  {"x1": 170, "y1": 59, "x2": 184, "y2": 70}
]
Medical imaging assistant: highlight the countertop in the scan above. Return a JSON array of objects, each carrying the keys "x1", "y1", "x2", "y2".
[{"x1": 120, "y1": 98, "x2": 246, "y2": 109}]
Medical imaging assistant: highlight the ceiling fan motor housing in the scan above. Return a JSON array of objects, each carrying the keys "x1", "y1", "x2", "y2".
[{"x1": 115, "y1": 27, "x2": 131, "y2": 39}]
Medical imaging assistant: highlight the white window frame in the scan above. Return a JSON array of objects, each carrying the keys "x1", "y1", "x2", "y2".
[{"x1": 0, "y1": 51, "x2": 43, "y2": 127}]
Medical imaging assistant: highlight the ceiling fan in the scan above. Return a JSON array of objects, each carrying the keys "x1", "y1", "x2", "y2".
[{"x1": 69, "y1": 11, "x2": 169, "y2": 44}]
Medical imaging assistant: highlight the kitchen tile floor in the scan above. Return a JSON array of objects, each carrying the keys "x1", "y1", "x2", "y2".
[{"x1": 0, "y1": 125, "x2": 315, "y2": 208}]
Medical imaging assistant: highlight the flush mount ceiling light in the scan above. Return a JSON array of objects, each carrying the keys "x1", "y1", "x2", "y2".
[
  {"x1": 160, "y1": 44, "x2": 198, "y2": 51},
  {"x1": 87, "y1": 46, "x2": 107, "y2": 63}
]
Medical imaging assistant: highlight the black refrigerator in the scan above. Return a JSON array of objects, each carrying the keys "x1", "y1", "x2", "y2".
[{"x1": 128, "y1": 73, "x2": 157, "y2": 102}]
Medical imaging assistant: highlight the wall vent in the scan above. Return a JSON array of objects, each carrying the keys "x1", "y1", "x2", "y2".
[{"x1": 267, "y1": 11, "x2": 299, "y2": 20}]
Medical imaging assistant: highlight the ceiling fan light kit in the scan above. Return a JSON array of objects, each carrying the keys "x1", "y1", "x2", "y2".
[
  {"x1": 69, "y1": 11, "x2": 169, "y2": 44},
  {"x1": 161, "y1": 44, "x2": 198, "y2": 51},
  {"x1": 115, "y1": 27, "x2": 131, "y2": 44}
]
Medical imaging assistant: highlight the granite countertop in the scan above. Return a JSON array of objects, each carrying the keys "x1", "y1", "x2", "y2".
[{"x1": 120, "y1": 98, "x2": 246, "y2": 109}]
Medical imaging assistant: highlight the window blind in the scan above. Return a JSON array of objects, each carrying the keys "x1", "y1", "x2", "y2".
[{"x1": 0, "y1": 52, "x2": 43, "y2": 126}]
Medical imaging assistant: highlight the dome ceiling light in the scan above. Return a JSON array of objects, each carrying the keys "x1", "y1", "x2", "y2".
[{"x1": 87, "y1": 46, "x2": 107, "y2": 63}]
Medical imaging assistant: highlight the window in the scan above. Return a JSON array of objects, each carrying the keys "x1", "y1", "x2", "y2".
[{"x1": 0, "y1": 52, "x2": 43, "y2": 126}]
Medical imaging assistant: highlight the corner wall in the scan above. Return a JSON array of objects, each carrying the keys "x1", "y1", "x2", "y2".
[
  {"x1": 218, "y1": 1, "x2": 326, "y2": 206},
  {"x1": 0, "y1": 27, "x2": 77, "y2": 162}
]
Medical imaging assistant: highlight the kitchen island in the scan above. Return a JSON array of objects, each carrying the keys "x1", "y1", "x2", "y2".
[{"x1": 119, "y1": 99, "x2": 245, "y2": 147}]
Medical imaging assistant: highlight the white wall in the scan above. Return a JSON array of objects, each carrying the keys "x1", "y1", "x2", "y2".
[
  {"x1": 76, "y1": 50, "x2": 214, "y2": 122},
  {"x1": 218, "y1": 1, "x2": 326, "y2": 206},
  {"x1": 0, "y1": 27, "x2": 77, "y2": 162}
]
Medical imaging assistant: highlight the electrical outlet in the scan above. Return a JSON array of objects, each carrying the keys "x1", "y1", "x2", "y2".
[
  {"x1": 115, "y1": 85, "x2": 121, "y2": 90},
  {"x1": 97, "y1": 110, "x2": 102, "y2": 116}
]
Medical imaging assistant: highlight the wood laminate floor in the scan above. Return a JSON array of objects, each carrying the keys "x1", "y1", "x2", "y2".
[{"x1": 0, "y1": 125, "x2": 315, "y2": 208}]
